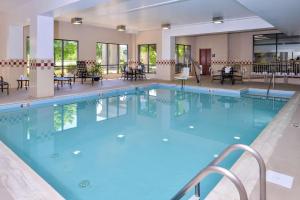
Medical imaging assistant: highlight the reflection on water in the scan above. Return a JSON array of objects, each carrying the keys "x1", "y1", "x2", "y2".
[
  {"x1": 54, "y1": 104, "x2": 77, "y2": 132},
  {"x1": 96, "y1": 96, "x2": 128, "y2": 122}
]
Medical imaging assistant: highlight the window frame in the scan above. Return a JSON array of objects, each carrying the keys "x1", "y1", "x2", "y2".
[
  {"x1": 54, "y1": 38, "x2": 79, "y2": 77},
  {"x1": 138, "y1": 44, "x2": 157, "y2": 74},
  {"x1": 96, "y1": 42, "x2": 128, "y2": 74},
  {"x1": 253, "y1": 33, "x2": 300, "y2": 63},
  {"x1": 176, "y1": 44, "x2": 191, "y2": 65}
]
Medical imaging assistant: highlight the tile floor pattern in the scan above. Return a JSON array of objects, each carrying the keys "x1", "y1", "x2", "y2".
[{"x1": 0, "y1": 76, "x2": 299, "y2": 200}]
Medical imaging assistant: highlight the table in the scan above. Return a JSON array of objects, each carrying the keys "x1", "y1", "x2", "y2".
[
  {"x1": 17, "y1": 79, "x2": 29, "y2": 90},
  {"x1": 54, "y1": 77, "x2": 72, "y2": 89}
]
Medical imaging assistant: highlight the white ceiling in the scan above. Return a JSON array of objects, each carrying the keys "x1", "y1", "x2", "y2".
[
  {"x1": 0, "y1": 0, "x2": 32, "y2": 13},
  {"x1": 56, "y1": 0, "x2": 257, "y2": 31},
  {"x1": 237, "y1": 0, "x2": 300, "y2": 35}
]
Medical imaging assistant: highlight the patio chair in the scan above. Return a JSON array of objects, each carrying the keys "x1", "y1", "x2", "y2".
[
  {"x1": 175, "y1": 67, "x2": 190, "y2": 88},
  {"x1": 221, "y1": 66, "x2": 235, "y2": 84},
  {"x1": 76, "y1": 61, "x2": 89, "y2": 83},
  {"x1": 137, "y1": 63, "x2": 146, "y2": 80},
  {"x1": 210, "y1": 67, "x2": 221, "y2": 82},
  {"x1": 0, "y1": 76, "x2": 9, "y2": 95}
]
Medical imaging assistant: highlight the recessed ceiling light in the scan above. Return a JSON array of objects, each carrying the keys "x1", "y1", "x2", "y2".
[
  {"x1": 117, "y1": 25, "x2": 126, "y2": 32},
  {"x1": 71, "y1": 17, "x2": 83, "y2": 25},
  {"x1": 213, "y1": 154, "x2": 219, "y2": 158},
  {"x1": 212, "y1": 16, "x2": 224, "y2": 24},
  {"x1": 189, "y1": 125, "x2": 194, "y2": 129},
  {"x1": 234, "y1": 136, "x2": 241, "y2": 140},
  {"x1": 162, "y1": 138, "x2": 169, "y2": 142},
  {"x1": 162, "y1": 23, "x2": 171, "y2": 30}
]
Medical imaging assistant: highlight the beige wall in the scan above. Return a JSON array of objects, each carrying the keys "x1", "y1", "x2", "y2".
[
  {"x1": 0, "y1": 12, "x2": 9, "y2": 59},
  {"x1": 53, "y1": 21, "x2": 135, "y2": 60},
  {"x1": 195, "y1": 34, "x2": 229, "y2": 62},
  {"x1": 135, "y1": 29, "x2": 162, "y2": 59}
]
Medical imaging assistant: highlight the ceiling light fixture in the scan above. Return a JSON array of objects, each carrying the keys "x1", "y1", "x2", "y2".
[
  {"x1": 162, "y1": 23, "x2": 171, "y2": 30},
  {"x1": 71, "y1": 17, "x2": 83, "y2": 25},
  {"x1": 117, "y1": 25, "x2": 126, "y2": 32},
  {"x1": 212, "y1": 16, "x2": 224, "y2": 24}
]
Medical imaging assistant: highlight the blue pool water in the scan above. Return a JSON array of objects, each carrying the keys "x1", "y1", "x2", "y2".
[{"x1": 0, "y1": 85, "x2": 288, "y2": 199}]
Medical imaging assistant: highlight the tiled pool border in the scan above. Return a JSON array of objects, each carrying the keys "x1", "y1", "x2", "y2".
[
  {"x1": 0, "y1": 83, "x2": 296, "y2": 200},
  {"x1": 0, "y1": 83, "x2": 294, "y2": 112}
]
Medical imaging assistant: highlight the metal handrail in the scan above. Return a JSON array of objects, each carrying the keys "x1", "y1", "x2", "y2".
[
  {"x1": 171, "y1": 144, "x2": 266, "y2": 200},
  {"x1": 171, "y1": 165, "x2": 248, "y2": 200},
  {"x1": 209, "y1": 144, "x2": 266, "y2": 200}
]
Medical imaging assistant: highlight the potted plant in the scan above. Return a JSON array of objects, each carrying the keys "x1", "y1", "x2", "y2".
[{"x1": 89, "y1": 64, "x2": 103, "y2": 81}]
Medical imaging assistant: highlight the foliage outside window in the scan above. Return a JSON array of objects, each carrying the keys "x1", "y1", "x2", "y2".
[
  {"x1": 54, "y1": 39, "x2": 78, "y2": 76},
  {"x1": 96, "y1": 42, "x2": 128, "y2": 74},
  {"x1": 54, "y1": 104, "x2": 77, "y2": 132},
  {"x1": 138, "y1": 44, "x2": 157, "y2": 73},
  {"x1": 176, "y1": 44, "x2": 191, "y2": 73},
  {"x1": 176, "y1": 44, "x2": 191, "y2": 65},
  {"x1": 253, "y1": 33, "x2": 300, "y2": 64},
  {"x1": 25, "y1": 37, "x2": 30, "y2": 75}
]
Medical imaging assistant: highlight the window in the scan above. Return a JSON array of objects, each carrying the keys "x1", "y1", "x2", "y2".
[
  {"x1": 96, "y1": 43, "x2": 128, "y2": 74},
  {"x1": 54, "y1": 39, "x2": 78, "y2": 76},
  {"x1": 253, "y1": 33, "x2": 300, "y2": 63},
  {"x1": 176, "y1": 44, "x2": 191, "y2": 73},
  {"x1": 138, "y1": 44, "x2": 157, "y2": 73},
  {"x1": 25, "y1": 36, "x2": 30, "y2": 74}
]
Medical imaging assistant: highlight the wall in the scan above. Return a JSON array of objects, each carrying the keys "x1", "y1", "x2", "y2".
[
  {"x1": 228, "y1": 29, "x2": 279, "y2": 61},
  {"x1": 195, "y1": 33, "x2": 229, "y2": 63},
  {"x1": 54, "y1": 21, "x2": 135, "y2": 60},
  {"x1": 135, "y1": 29, "x2": 162, "y2": 59},
  {"x1": 0, "y1": 12, "x2": 9, "y2": 59}
]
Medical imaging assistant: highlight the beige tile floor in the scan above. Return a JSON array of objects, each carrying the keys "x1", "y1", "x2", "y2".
[{"x1": 0, "y1": 76, "x2": 300, "y2": 199}]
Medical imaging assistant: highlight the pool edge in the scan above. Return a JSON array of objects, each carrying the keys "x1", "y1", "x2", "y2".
[{"x1": 205, "y1": 92, "x2": 300, "y2": 200}]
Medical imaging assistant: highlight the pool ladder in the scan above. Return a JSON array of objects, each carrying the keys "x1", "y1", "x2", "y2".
[{"x1": 171, "y1": 144, "x2": 266, "y2": 200}]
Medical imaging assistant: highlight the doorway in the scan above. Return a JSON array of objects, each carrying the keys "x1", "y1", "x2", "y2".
[{"x1": 199, "y1": 49, "x2": 211, "y2": 75}]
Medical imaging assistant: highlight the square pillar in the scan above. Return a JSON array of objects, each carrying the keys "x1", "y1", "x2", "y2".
[
  {"x1": 29, "y1": 15, "x2": 54, "y2": 98},
  {"x1": 156, "y1": 32, "x2": 176, "y2": 81},
  {"x1": 2, "y1": 25, "x2": 26, "y2": 88}
]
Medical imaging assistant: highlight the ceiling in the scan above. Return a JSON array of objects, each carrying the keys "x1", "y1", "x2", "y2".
[
  {"x1": 0, "y1": 0, "x2": 32, "y2": 13},
  {"x1": 237, "y1": 0, "x2": 300, "y2": 35},
  {"x1": 56, "y1": 0, "x2": 257, "y2": 31}
]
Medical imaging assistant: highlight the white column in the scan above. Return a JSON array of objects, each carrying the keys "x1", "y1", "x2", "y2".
[
  {"x1": 0, "y1": 25, "x2": 26, "y2": 88},
  {"x1": 156, "y1": 31, "x2": 176, "y2": 81},
  {"x1": 29, "y1": 15, "x2": 54, "y2": 98}
]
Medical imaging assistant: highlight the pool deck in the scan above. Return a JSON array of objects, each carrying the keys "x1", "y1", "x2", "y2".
[{"x1": 0, "y1": 76, "x2": 300, "y2": 199}]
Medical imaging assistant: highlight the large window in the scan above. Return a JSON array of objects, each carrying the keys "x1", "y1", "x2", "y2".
[
  {"x1": 25, "y1": 36, "x2": 30, "y2": 74},
  {"x1": 176, "y1": 44, "x2": 191, "y2": 65},
  {"x1": 96, "y1": 43, "x2": 128, "y2": 74},
  {"x1": 138, "y1": 44, "x2": 157, "y2": 73},
  {"x1": 253, "y1": 33, "x2": 300, "y2": 63},
  {"x1": 54, "y1": 39, "x2": 78, "y2": 76}
]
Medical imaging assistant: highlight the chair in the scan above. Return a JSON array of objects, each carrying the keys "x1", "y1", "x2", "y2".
[
  {"x1": 0, "y1": 76, "x2": 9, "y2": 95},
  {"x1": 210, "y1": 67, "x2": 222, "y2": 82},
  {"x1": 175, "y1": 67, "x2": 190, "y2": 88},
  {"x1": 137, "y1": 63, "x2": 146, "y2": 80},
  {"x1": 221, "y1": 66, "x2": 234, "y2": 84},
  {"x1": 76, "y1": 61, "x2": 89, "y2": 83}
]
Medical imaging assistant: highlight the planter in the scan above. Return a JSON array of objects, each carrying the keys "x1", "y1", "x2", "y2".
[{"x1": 93, "y1": 77, "x2": 100, "y2": 81}]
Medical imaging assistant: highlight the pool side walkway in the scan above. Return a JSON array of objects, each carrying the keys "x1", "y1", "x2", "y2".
[{"x1": 0, "y1": 76, "x2": 299, "y2": 200}]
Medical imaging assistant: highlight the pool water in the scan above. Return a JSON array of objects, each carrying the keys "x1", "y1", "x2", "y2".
[{"x1": 0, "y1": 87, "x2": 288, "y2": 200}]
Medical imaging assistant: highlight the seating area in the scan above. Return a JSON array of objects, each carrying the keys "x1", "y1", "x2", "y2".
[{"x1": 0, "y1": 76, "x2": 9, "y2": 95}]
